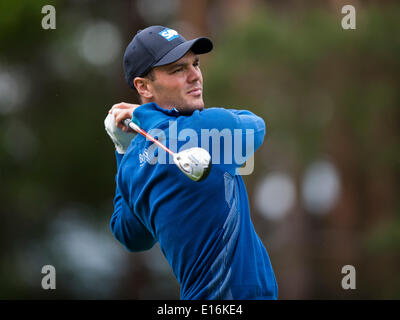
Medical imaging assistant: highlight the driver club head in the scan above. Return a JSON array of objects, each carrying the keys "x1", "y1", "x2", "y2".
[{"x1": 173, "y1": 147, "x2": 212, "y2": 182}]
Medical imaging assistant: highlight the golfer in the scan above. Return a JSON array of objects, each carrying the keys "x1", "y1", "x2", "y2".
[{"x1": 104, "y1": 26, "x2": 278, "y2": 300}]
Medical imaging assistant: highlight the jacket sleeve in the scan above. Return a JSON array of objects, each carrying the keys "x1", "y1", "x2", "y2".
[
  {"x1": 226, "y1": 108, "x2": 266, "y2": 158},
  {"x1": 110, "y1": 151, "x2": 156, "y2": 252},
  {"x1": 195, "y1": 108, "x2": 266, "y2": 174}
]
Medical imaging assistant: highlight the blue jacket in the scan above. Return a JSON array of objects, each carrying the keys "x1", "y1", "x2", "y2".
[{"x1": 110, "y1": 102, "x2": 278, "y2": 299}]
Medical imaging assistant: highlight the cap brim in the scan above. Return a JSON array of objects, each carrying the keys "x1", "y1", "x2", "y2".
[{"x1": 153, "y1": 37, "x2": 213, "y2": 67}]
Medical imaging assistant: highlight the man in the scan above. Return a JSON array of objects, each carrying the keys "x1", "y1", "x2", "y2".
[{"x1": 104, "y1": 26, "x2": 278, "y2": 300}]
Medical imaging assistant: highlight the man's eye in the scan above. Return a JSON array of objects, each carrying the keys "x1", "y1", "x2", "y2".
[
  {"x1": 173, "y1": 68, "x2": 183, "y2": 73},
  {"x1": 193, "y1": 61, "x2": 200, "y2": 67}
]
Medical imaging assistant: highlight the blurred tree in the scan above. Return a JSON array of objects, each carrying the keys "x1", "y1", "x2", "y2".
[{"x1": 204, "y1": 3, "x2": 400, "y2": 298}]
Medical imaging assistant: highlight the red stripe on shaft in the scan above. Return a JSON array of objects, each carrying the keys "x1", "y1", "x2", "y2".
[{"x1": 136, "y1": 127, "x2": 174, "y2": 156}]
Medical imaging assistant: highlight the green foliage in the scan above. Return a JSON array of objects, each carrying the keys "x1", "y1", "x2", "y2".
[{"x1": 204, "y1": 5, "x2": 400, "y2": 167}]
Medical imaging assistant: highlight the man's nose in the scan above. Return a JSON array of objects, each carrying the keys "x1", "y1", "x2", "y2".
[{"x1": 187, "y1": 65, "x2": 201, "y2": 83}]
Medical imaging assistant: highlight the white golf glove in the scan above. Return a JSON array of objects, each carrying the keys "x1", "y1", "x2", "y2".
[{"x1": 104, "y1": 112, "x2": 137, "y2": 154}]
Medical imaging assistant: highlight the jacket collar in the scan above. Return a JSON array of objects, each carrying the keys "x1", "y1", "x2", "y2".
[{"x1": 132, "y1": 102, "x2": 181, "y2": 131}]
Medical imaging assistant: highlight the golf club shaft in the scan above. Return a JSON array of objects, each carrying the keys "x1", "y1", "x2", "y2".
[{"x1": 123, "y1": 119, "x2": 174, "y2": 156}]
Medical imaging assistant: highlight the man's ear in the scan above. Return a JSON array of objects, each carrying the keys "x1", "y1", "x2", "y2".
[{"x1": 133, "y1": 77, "x2": 153, "y2": 99}]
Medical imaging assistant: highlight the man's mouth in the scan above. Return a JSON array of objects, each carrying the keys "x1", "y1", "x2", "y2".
[{"x1": 187, "y1": 87, "x2": 202, "y2": 96}]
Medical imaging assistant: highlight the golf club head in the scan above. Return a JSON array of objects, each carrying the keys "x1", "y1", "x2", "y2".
[{"x1": 173, "y1": 147, "x2": 212, "y2": 182}]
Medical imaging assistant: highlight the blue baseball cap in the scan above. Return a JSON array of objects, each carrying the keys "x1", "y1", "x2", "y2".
[{"x1": 123, "y1": 26, "x2": 213, "y2": 89}]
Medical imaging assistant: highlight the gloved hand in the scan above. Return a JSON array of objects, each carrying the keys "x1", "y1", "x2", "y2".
[{"x1": 104, "y1": 110, "x2": 137, "y2": 154}]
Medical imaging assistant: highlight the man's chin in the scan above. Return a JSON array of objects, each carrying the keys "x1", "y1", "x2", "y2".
[{"x1": 177, "y1": 101, "x2": 204, "y2": 115}]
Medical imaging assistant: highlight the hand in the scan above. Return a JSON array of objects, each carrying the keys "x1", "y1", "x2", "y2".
[
  {"x1": 108, "y1": 102, "x2": 140, "y2": 132},
  {"x1": 104, "y1": 102, "x2": 140, "y2": 154}
]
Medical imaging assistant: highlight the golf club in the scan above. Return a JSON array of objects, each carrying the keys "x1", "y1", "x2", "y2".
[{"x1": 123, "y1": 119, "x2": 212, "y2": 182}]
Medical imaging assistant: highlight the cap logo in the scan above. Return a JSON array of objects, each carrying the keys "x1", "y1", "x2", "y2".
[{"x1": 159, "y1": 28, "x2": 179, "y2": 41}]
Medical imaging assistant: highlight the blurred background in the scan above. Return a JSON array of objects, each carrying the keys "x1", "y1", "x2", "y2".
[{"x1": 0, "y1": 0, "x2": 399, "y2": 299}]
